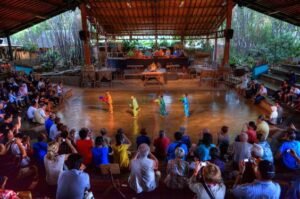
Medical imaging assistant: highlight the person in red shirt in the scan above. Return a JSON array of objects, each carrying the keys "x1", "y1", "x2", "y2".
[
  {"x1": 243, "y1": 121, "x2": 257, "y2": 144},
  {"x1": 153, "y1": 130, "x2": 170, "y2": 160},
  {"x1": 76, "y1": 128, "x2": 93, "y2": 165}
]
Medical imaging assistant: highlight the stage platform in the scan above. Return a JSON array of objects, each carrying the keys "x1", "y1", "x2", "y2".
[{"x1": 56, "y1": 80, "x2": 267, "y2": 146}]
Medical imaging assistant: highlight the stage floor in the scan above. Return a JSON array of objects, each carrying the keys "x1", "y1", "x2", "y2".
[{"x1": 57, "y1": 84, "x2": 266, "y2": 146}]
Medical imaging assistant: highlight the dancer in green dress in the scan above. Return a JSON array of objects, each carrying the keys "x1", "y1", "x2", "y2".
[
  {"x1": 130, "y1": 96, "x2": 140, "y2": 118},
  {"x1": 154, "y1": 95, "x2": 167, "y2": 116}
]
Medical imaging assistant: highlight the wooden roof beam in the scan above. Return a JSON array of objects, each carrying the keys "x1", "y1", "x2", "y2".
[{"x1": 0, "y1": 2, "x2": 45, "y2": 16}]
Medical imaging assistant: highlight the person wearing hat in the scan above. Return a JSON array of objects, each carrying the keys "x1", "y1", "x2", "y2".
[
  {"x1": 276, "y1": 130, "x2": 300, "y2": 170},
  {"x1": 232, "y1": 160, "x2": 280, "y2": 199},
  {"x1": 256, "y1": 115, "x2": 269, "y2": 140},
  {"x1": 189, "y1": 162, "x2": 226, "y2": 199},
  {"x1": 165, "y1": 147, "x2": 189, "y2": 189}
]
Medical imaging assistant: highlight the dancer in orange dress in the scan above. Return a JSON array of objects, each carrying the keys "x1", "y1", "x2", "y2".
[{"x1": 99, "y1": 91, "x2": 113, "y2": 113}]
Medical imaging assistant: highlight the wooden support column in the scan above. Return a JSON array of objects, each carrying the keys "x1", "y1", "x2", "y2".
[
  {"x1": 214, "y1": 32, "x2": 218, "y2": 62},
  {"x1": 223, "y1": 0, "x2": 233, "y2": 67},
  {"x1": 80, "y1": 3, "x2": 91, "y2": 66},
  {"x1": 6, "y1": 33, "x2": 13, "y2": 61},
  {"x1": 104, "y1": 36, "x2": 108, "y2": 67}
]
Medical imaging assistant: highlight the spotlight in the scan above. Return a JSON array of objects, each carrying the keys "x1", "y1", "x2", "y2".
[
  {"x1": 179, "y1": 0, "x2": 185, "y2": 8},
  {"x1": 126, "y1": 1, "x2": 132, "y2": 8}
]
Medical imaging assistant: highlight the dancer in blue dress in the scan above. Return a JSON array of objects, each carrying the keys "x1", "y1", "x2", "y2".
[{"x1": 180, "y1": 93, "x2": 190, "y2": 117}]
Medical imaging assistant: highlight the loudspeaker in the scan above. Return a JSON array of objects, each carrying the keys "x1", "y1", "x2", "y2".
[
  {"x1": 79, "y1": 30, "x2": 88, "y2": 40},
  {"x1": 224, "y1": 29, "x2": 234, "y2": 40}
]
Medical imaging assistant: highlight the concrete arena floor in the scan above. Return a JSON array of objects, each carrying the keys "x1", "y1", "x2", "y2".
[{"x1": 57, "y1": 80, "x2": 266, "y2": 146}]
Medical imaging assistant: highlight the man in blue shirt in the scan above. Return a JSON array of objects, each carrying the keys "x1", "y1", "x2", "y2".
[
  {"x1": 277, "y1": 130, "x2": 300, "y2": 170},
  {"x1": 232, "y1": 160, "x2": 281, "y2": 199},
  {"x1": 166, "y1": 132, "x2": 188, "y2": 161},
  {"x1": 45, "y1": 114, "x2": 55, "y2": 136},
  {"x1": 56, "y1": 154, "x2": 91, "y2": 199},
  {"x1": 136, "y1": 128, "x2": 151, "y2": 148}
]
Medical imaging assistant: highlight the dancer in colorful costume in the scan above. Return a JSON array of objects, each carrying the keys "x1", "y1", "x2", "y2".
[
  {"x1": 154, "y1": 95, "x2": 167, "y2": 116},
  {"x1": 130, "y1": 96, "x2": 140, "y2": 118},
  {"x1": 180, "y1": 93, "x2": 190, "y2": 117},
  {"x1": 99, "y1": 91, "x2": 113, "y2": 113}
]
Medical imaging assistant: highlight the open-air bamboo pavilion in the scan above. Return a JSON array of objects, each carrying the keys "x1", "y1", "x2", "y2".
[{"x1": 1, "y1": 0, "x2": 300, "y2": 67}]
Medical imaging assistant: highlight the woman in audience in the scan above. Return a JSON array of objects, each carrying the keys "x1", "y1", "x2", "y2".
[
  {"x1": 165, "y1": 147, "x2": 189, "y2": 189},
  {"x1": 76, "y1": 128, "x2": 93, "y2": 166},
  {"x1": 44, "y1": 140, "x2": 77, "y2": 185},
  {"x1": 153, "y1": 130, "x2": 170, "y2": 160},
  {"x1": 136, "y1": 128, "x2": 151, "y2": 148},
  {"x1": 196, "y1": 132, "x2": 215, "y2": 161},
  {"x1": 242, "y1": 121, "x2": 257, "y2": 144},
  {"x1": 189, "y1": 162, "x2": 226, "y2": 199},
  {"x1": 231, "y1": 133, "x2": 252, "y2": 169},
  {"x1": 217, "y1": 126, "x2": 230, "y2": 160},
  {"x1": 112, "y1": 131, "x2": 132, "y2": 169},
  {"x1": 232, "y1": 160, "x2": 280, "y2": 199},
  {"x1": 91, "y1": 136, "x2": 110, "y2": 167},
  {"x1": 33, "y1": 133, "x2": 48, "y2": 165},
  {"x1": 257, "y1": 133, "x2": 273, "y2": 163},
  {"x1": 209, "y1": 147, "x2": 225, "y2": 173}
]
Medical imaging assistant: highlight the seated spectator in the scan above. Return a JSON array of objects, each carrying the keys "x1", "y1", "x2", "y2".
[
  {"x1": 100, "y1": 128, "x2": 111, "y2": 146},
  {"x1": 167, "y1": 131, "x2": 188, "y2": 161},
  {"x1": 44, "y1": 142, "x2": 69, "y2": 186},
  {"x1": 33, "y1": 103, "x2": 48, "y2": 124},
  {"x1": 257, "y1": 133, "x2": 274, "y2": 163},
  {"x1": 112, "y1": 132, "x2": 132, "y2": 169},
  {"x1": 256, "y1": 115, "x2": 269, "y2": 140},
  {"x1": 268, "y1": 105, "x2": 278, "y2": 125},
  {"x1": 232, "y1": 160, "x2": 280, "y2": 199},
  {"x1": 242, "y1": 121, "x2": 257, "y2": 144},
  {"x1": 58, "y1": 131, "x2": 77, "y2": 155},
  {"x1": 276, "y1": 130, "x2": 300, "y2": 170},
  {"x1": 245, "y1": 80, "x2": 259, "y2": 99},
  {"x1": 33, "y1": 133, "x2": 48, "y2": 165},
  {"x1": 231, "y1": 133, "x2": 252, "y2": 168},
  {"x1": 136, "y1": 128, "x2": 151, "y2": 148},
  {"x1": 153, "y1": 130, "x2": 170, "y2": 160},
  {"x1": 189, "y1": 162, "x2": 226, "y2": 199},
  {"x1": 209, "y1": 147, "x2": 225, "y2": 173},
  {"x1": 179, "y1": 126, "x2": 191, "y2": 149},
  {"x1": 128, "y1": 144, "x2": 160, "y2": 193},
  {"x1": 165, "y1": 147, "x2": 189, "y2": 189},
  {"x1": 286, "y1": 86, "x2": 300, "y2": 105},
  {"x1": 91, "y1": 136, "x2": 109, "y2": 167},
  {"x1": 196, "y1": 132, "x2": 216, "y2": 161},
  {"x1": 10, "y1": 133, "x2": 39, "y2": 189},
  {"x1": 56, "y1": 154, "x2": 91, "y2": 199},
  {"x1": 45, "y1": 114, "x2": 55, "y2": 136},
  {"x1": 241, "y1": 144, "x2": 264, "y2": 184},
  {"x1": 49, "y1": 117, "x2": 61, "y2": 141},
  {"x1": 254, "y1": 84, "x2": 267, "y2": 104},
  {"x1": 217, "y1": 126, "x2": 230, "y2": 159},
  {"x1": 76, "y1": 128, "x2": 93, "y2": 166},
  {"x1": 26, "y1": 101, "x2": 37, "y2": 122}
]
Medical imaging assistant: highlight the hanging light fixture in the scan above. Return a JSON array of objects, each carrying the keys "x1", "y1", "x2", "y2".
[
  {"x1": 179, "y1": 0, "x2": 185, "y2": 8},
  {"x1": 126, "y1": 0, "x2": 132, "y2": 8}
]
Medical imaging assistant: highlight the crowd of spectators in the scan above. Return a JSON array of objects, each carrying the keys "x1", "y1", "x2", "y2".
[{"x1": 0, "y1": 72, "x2": 300, "y2": 199}]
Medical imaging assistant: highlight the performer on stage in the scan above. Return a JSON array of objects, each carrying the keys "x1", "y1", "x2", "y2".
[
  {"x1": 99, "y1": 91, "x2": 113, "y2": 113},
  {"x1": 154, "y1": 95, "x2": 167, "y2": 116},
  {"x1": 130, "y1": 96, "x2": 140, "y2": 118},
  {"x1": 180, "y1": 93, "x2": 190, "y2": 117}
]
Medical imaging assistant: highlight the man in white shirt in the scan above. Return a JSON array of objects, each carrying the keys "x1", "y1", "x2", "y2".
[
  {"x1": 27, "y1": 102, "x2": 38, "y2": 122},
  {"x1": 34, "y1": 104, "x2": 48, "y2": 124},
  {"x1": 128, "y1": 144, "x2": 160, "y2": 193},
  {"x1": 49, "y1": 117, "x2": 61, "y2": 141}
]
